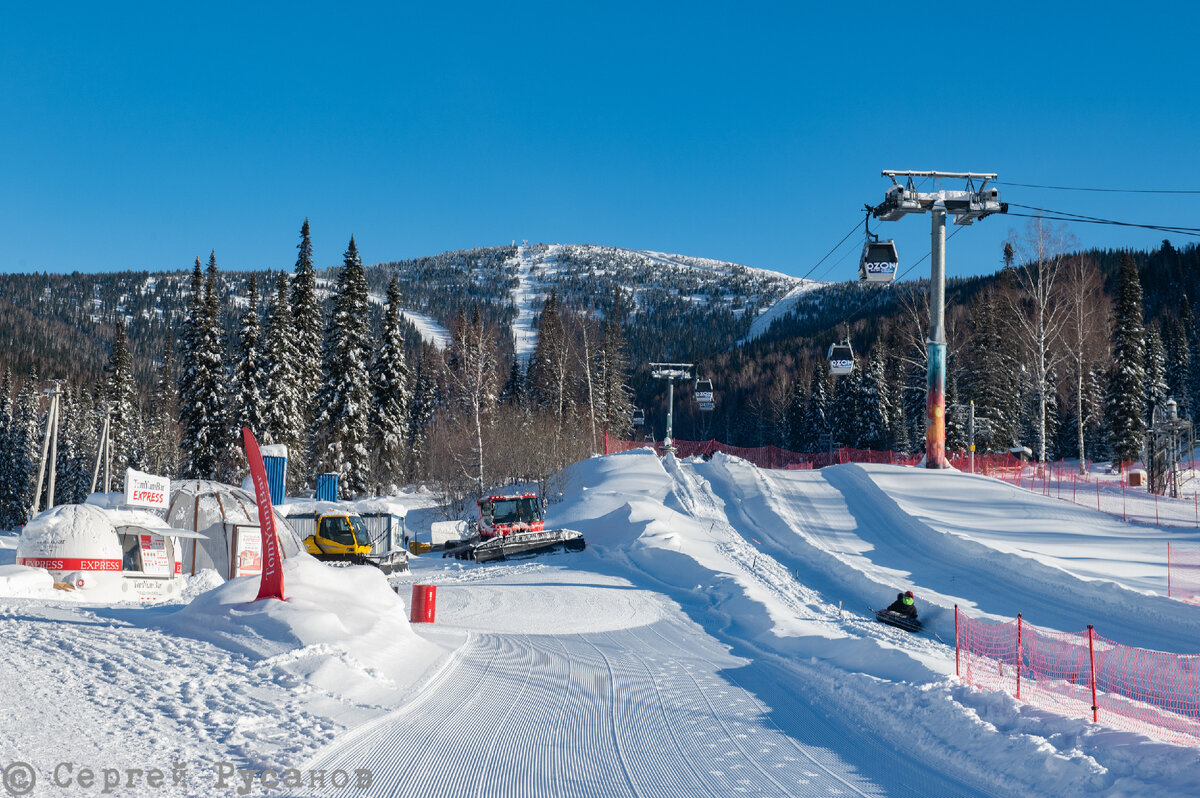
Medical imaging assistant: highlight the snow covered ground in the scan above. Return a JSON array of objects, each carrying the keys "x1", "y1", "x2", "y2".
[{"x1": 4, "y1": 453, "x2": 1200, "y2": 796}]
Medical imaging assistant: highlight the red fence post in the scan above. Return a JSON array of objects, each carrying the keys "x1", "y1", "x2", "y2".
[
  {"x1": 1088, "y1": 624, "x2": 1098, "y2": 723},
  {"x1": 1016, "y1": 613, "x2": 1023, "y2": 700},
  {"x1": 954, "y1": 605, "x2": 960, "y2": 678}
]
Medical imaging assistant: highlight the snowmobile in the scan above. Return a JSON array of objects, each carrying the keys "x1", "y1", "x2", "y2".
[
  {"x1": 441, "y1": 492, "x2": 586, "y2": 563},
  {"x1": 294, "y1": 511, "x2": 409, "y2": 574}
]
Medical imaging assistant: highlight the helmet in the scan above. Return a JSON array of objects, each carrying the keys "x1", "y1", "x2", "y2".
[{"x1": 904, "y1": 591, "x2": 914, "y2": 598}]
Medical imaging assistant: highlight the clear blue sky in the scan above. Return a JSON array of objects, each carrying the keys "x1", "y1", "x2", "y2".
[{"x1": 3, "y1": 2, "x2": 1198, "y2": 279}]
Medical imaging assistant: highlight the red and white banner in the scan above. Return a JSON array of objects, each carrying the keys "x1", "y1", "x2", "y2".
[
  {"x1": 124, "y1": 468, "x2": 170, "y2": 509},
  {"x1": 17, "y1": 557, "x2": 121, "y2": 572},
  {"x1": 242, "y1": 427, "x2": 286, "y2": 601}
]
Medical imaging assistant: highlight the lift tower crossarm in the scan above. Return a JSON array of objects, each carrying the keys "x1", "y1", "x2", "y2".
[{"x1": 650, "y1": 363, "x2": 693, "y2": 453}]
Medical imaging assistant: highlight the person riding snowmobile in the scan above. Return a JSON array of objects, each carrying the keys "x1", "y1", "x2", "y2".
[{"x1": 885, "y1": 590, "x2": 917, "y2": 619}]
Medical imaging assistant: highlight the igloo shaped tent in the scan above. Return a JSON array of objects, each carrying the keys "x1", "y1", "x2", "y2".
[
  {"x1": 17, "y1": 503, "x2": 191, "y2": 602},
  {"x1": 166, "y1": 480, "x2": 303, "y2": 580}
]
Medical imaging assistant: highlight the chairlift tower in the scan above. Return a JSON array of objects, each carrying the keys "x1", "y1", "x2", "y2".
[
  {"x1": 650, "y1": 363, "x2": 693, "y2": 453},
  {"x1": 872, "y1": 171, "x2": 1006, "y2": 468}
]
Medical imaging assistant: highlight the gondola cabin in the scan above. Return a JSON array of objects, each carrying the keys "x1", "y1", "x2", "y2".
[
  {"x1": 694, "y1": 378, "x2": 714, "y2": 403},
  {"x1": 858, "y1": 239, "x2": 899, "y2": 283},
  {"x1": 632, "y1": 408, "x2": 645, "y2": 427},
  {"x1": 827, "y1": 340, "x2": 854, "y2": 376}
]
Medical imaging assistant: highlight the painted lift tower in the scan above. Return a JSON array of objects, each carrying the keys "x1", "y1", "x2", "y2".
[{"x1": 872, "y1": 171, "x2": 1006, "y2": 468}]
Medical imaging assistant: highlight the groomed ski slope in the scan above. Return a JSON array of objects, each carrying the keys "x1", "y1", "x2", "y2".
[
  {"x1": 307, "y1": 450, "x2": 1200, "y2": 797},
  {"x1": 6, "y1": 451, "x2": 1200, "y2": 796}
]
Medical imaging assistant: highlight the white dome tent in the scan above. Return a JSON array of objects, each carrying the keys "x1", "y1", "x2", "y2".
[
  {"x1": 166, "y1": 480, "x2": 303, "y2": 580},
  {"x1": 16, "y1": 503, "x2": 194, "y2": 602}
]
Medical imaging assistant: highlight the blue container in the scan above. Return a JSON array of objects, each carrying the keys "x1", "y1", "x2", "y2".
[
  {"x1": 315, "y1": 472, "x2": 339, "y2": 503},
  {"x1": 262, "y1": 455, "x2": 287, "y2": 506}
]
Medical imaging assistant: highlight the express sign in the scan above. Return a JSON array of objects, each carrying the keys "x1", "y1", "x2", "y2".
[{"x1": 125, "y1": 468, "x2": 170, "y2": 509}]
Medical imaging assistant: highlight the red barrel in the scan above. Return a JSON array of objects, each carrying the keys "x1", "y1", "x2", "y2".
[{"x1": 410, "y1": 584, "x2": 437, "y2": 623}]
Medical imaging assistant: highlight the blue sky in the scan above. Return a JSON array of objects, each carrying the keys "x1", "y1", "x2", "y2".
[{"x1": 3, "y1": 2, "x2": 1198, "y2": 279}]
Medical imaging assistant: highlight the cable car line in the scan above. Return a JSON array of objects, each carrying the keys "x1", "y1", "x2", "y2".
[
  {"x1": 998, "y1": 181, "x2": 1200, "y2": 195},
  {"x1": 1004, "y1": 205, "x2": 1200, "y2": 238},
  {"x1": 798, "y1": 218, "x2": 863, "y2": 283}
]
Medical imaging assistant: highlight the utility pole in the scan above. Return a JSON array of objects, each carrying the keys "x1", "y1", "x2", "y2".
[
  {"x1": 872, "y1": 171, "x2": 1006, "y2": 468},
  {"x1": 30, "y1": 381, "x2": 64, "y2": 516},
  {"x1": 650, "y1": 363, "x2": 693, "y2": 453},
  {"x1": 90, "y1": 401, "x2": 116, "y2": 495}
]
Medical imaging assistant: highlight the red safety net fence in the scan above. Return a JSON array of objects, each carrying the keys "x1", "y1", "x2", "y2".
[
  {"x1": 957, "y1": 607, "x2": 1200, "y2": 747},
  {"x1": 604, "y1": 436, "x2": 923, "y2": 470},
  {"x1": 1168, "y1": 544, "x2": 1200, "y2": 605}
]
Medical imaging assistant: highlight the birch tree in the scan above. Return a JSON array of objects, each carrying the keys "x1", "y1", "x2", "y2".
[{"x1": 1005, "y1": 219, "x2": 1075, "y2": 463}]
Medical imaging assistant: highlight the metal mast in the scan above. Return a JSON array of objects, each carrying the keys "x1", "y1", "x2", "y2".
[
  {"x1": 650, "y1": 363, "x2": 693, "y2": 453},
  {"x1": 872, "y1": 171, "x2": 1006, "y2": 468},
  {"x1": 30, "y1": 381, "x2": 64, "y2": 516}
]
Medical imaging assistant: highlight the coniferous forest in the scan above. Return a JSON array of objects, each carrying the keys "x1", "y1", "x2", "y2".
[{"x1": 0, "y1": 218, "x2": 1195, "y2": 529}]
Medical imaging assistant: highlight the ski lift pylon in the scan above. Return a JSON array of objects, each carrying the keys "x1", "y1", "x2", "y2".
[{"x1": 827, "y1": 339, "x2": 854, "y2": 376}]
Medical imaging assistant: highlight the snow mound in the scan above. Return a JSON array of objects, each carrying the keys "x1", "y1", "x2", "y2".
[
  {"x1": 162, "y1": 556, "x2": 417, "y2": 659},
  {"x1": 0, "y1": 564, "x2": 55, "y2": 597}
]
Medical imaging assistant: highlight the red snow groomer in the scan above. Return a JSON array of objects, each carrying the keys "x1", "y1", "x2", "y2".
[{"x1": 443, "y1": 492, "x2": 585, "y2": 562}]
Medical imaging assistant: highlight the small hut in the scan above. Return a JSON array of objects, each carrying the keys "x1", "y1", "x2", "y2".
[{"x1": 166, "y1": 480, "x2": 302, "y2": 580}]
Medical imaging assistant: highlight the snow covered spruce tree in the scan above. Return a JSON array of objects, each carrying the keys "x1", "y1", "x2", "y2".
[
  {"x1": 231, "y1": 274, "x2": 267, "y2": 439},
  {"x1": 962, "y1": 285, "x2": 1017, "y2": 452},
  {"x1": 406, "y1": 345, "x2": 441, "y2": 481},
  {"x1": 290, "y1": 219, "x2": 324, "y2": 433},
  {"x1": 1144, "y1": 322, "x2": 1169, "y2": 418},
  {"x1": 859, "y1": 347, "x2": 892, "y2": 451},
  {"x1": 370, "y1": 276, "x2": 411, "y2": 493},
  {"x1": 2, "y1": 372, "x2": 41, "y2": 524},
  {"x1": 145, "y1": 330, "x2": 181, "y2": 478},
  {"x1": 179, "y1": 253, "x2": 229, "y2": 480},
  {"x1": 828, "y1": 360, "x2": 863, "y2": 448},
  {"x1": 101, "y1": 317, "x2": 139, "y2": 486},
  {"x1": 310, "y1": 237, "x2": 374, "y2": 497},
  {"x1": 261, "y1": 272, "x2": 306, "y2": 493},
  {"x1": 1163, "y1": 313, "x2": 1191, "y2": 419},
  {"x1": 54, "y1": 384, "x2": 91, "y2": 504},
  {"x1": 499, "y1": 360, "x2": 525, "y2": 407},
  {"x1": 795, "y1": 358, "x2": 832, "y2": 452},
  {"x1": 596, "y1": 288, "x2": 635, "y2": 443},
  {"x1": 1105, "y1": 254, "x2": 1147, "y2": 467},
  {"x1": 0, "y1": 369, "x2": 19, "y2": 529}
]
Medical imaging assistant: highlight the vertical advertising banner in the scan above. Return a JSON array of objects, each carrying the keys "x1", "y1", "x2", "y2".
[{"x1": 241, "y1": 428, "x2": 286, "y2": 601}]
